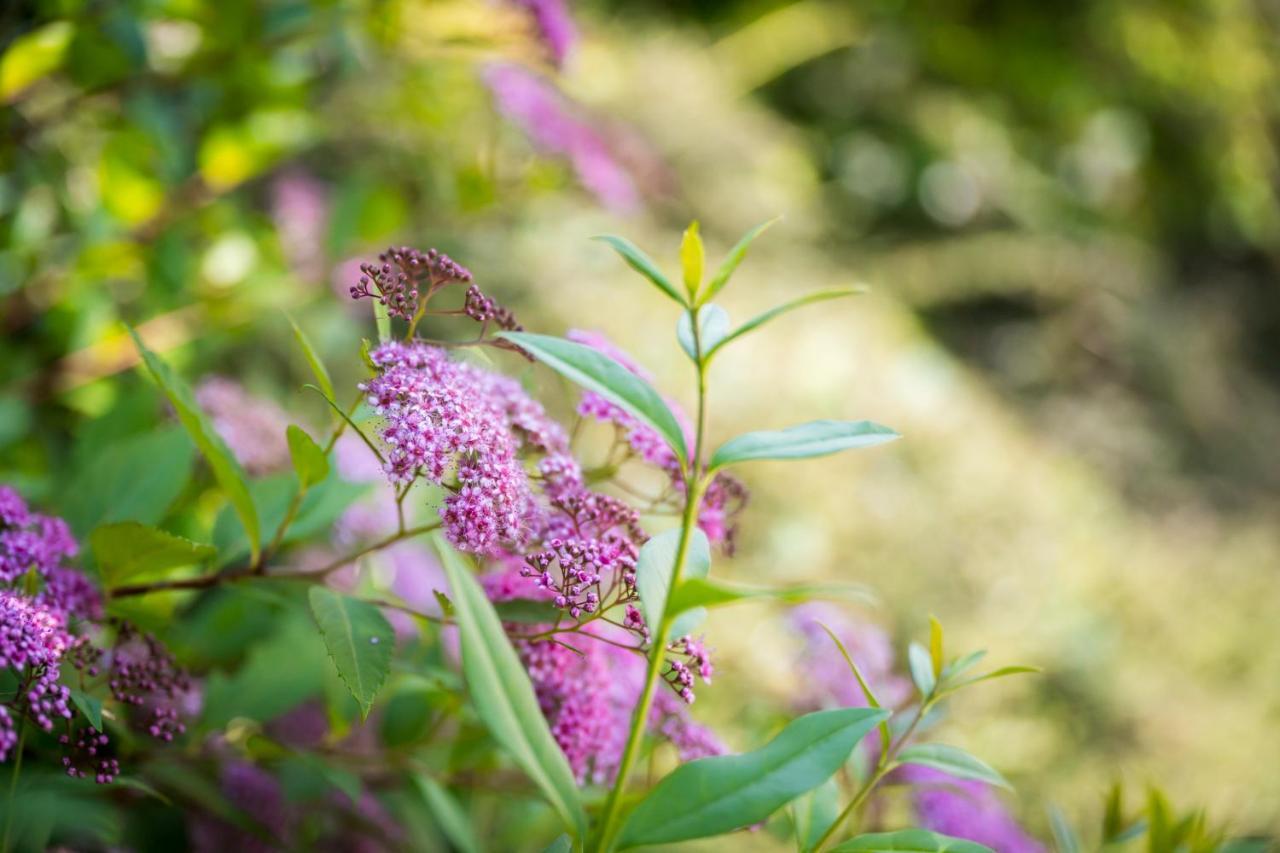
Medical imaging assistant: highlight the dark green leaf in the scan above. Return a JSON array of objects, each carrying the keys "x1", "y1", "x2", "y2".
[
  {"x1": 128, "y1": 326, "x2": 261, "y2": 563},
  {"x1": 829, "y1": 829, "x2": 995, "y2": 852},
  {"x1": 701, "y1": 217, "x2": 778, "y2": 305},
  {"x1": 908, "y1": 642, "x2": 936, "y2": 697},
  {"x1": 542, "y1": 835, "x2": 572, "y2": 853},
  {"x1": 498, "y1": 332, "x2": 688, "y2": 462},
  {"x1": 706, "y1": 286, "x2": 864, "y2": 358},
  {"x1": 435, "y1": 541, "x2": 586, "y2": 838},
  {"x1": 61, "y1": 426, "x2": 194, "y2": 537},
  {"x1": 69, "y1": 689, "x2": 104, "y2": 731},
  {"x1": 896, "y1": 743, "x2": 1010, "y2": 790},
  {"x1": 710, "y1": 420, "x2": 898, "y2": 471},
  {"x1": 593, "y1": 234, "x2": 686, "y2": 306},
  {"x1": 287, "y1": 313, "x2": 336, "y2": 403},
  {"x1": 792, "y1": 778, "x2": 839, "y2": 853},
  {"x1": 308, "y1": 587, "x2": 394, "y2": 719},
  {"x1": 493, "y1": 598, "x2": 563, "y2": 624},
  {"x1": 286, "y1": 424, "x2": 329, "y2": 489},
  {"x1": 616, "y1": 707, "x2": 890, "y2": 848},
  {"x1": 91, "y1": 522, "x2": 215, "y2": 587},
  {"x1": 677, "y1": 304, "x2": 730, "y2": 362},
  {"x1": 666, "y1": 576, "x2": 875, "y2": 615},
  {"x1": 635, "y1": 528, "x2": 711, "y2": 631},
  {"x1": 413, "y1": 775, "x2": 480, "y2": 853}
]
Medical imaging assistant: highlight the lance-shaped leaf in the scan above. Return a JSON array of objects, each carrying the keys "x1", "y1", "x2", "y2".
[
  {"x1": 616, "y1": 707, "x2": 889, "y2": 849},
  {"x1": 308, "y1": 587, "x2": 394, "y2": 719},
  {"x1": 412, "y1": 775, "x2": 480, "y2": 853},
  {"x1": 593, "y1": 234, "x2": 686, "y2": 306},
  {"x1": 635, "y1": 528, "x2": 711, "y2": 631},
  {"x1": 286, "y1": 425, "x2": 329, "y2": 489},
  {"x1": 680, "y1": 221, "x2": 704, "y2": 300},
  {"x1": 128, "y1": 327, "x2": 261, "y2": 563},
  {"x1": 705, "y1": 286, "x2": 864, "y2": 360},
  {"x1": 287, "y1": 313, "x2": 336, "y2": 403},
  {"x1": 92, "y1": 522, "x2": 216, "y2": 587},
  {"x1": 701, "y1": 217, "x2": 778, "y2": 305},
  {"x1": 435, "y1": 541, "x2": 586, "y2": 838},
  {"x1": 666, "y1": 576, "x2": 874, "y2": 615},
  {"x1": 896, "y1": 743, "x2": 1011, "y2": 790},
  {"x1": 829, "y1": 830, "x2": 995, "y2": 852},
  {"x1": 710, "y1": 419, "x2": 899, "y2": 471},
  {"x1": 676, "y1": 304, "x2": 730, "y2": 363},
  {"x1": 908, "y1": 642, "x2": 936, "y2": 697},
  {"x1": 498, "y1": 332, "x2": 688, "y2": 462}
]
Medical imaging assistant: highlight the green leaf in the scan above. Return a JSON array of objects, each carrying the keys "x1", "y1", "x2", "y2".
[
  {"x1": 497, "y1": 332, "x2": 688, "y2": 462},
  {"x1": 635, "y1": 528, "x2": 711, "y2": 631},
  {"x1": 666, "y1": 576, "x2": 875, "y2": 615},
  {"x1": 908, "y1": 642, "x2": 936, "y2": 697},
  {"x1": 816, "y1": 623, "x2": 891, "y2": 756},
  {"x1": 91, "y1": 522, "x2": 216, "y2": 587},
  {"x1": 61, "y1": 426, "x2": 195, "y2": 537},
  {"x1": 593, "y1": 234, "x2": 686, "y2": 306},
  {"x1": 542, "y1": 836, "x2": 572, "y2": 853},
  {"x1": 1048, "y1": 804, "x2": 1082, "y2": 853},
  {"x1": 412, "y1": 775, "x2": 480, "y2": 853},
  {"x1": 616, "y1": 707, "x2": 889, "y2": 849},
  {"x1": 1, "y1": 21, "x2": 74, "y2": 101},
  {"x1": 668, "y1": 606, "x2": 707, "y2": 640},
  {"x1": 287, "y1": 314, "x2": 336, "y2": 403},
  {"x1": 940, "y1": 665, "x2": 1041, "y2": 697},
  {"x1": 435, "y1": 541, "x2": 586, "y2": 839},
  {"x1": 791, "y1": 778, "x2": 839, "y2": 853},
  {"x1": 677, "y1": 304, "x2": 730, "y2": 363},
  {"x1": 212, "y1": 470, "x2": 366, "y2": 567},
  {"x1": 286, "y1": 425, "x2": 329, "y2": 489},
  {"x1": 128, "y1": 327, "x2": 261, "y2": 564},
  {"x1": 895, "y1": 743, "x2": 1011, "y2": 790},
  {"x1": 710, "y1": 419, "x2": 899, "y2": 471},
  {"x1": 69, "y1": 689, "x2": 104, "y2": 731},
  {"x1": 680, "y1": 221, "x2": 704, "y2": 300},
  {"x1": 492, "y1": 598, "x2": 563, "y2": 624},
  {"x1": 701, "y1": 217, "x2": 778, "y2": 305},
  {"x1": 373, "y1": 293, "x2": 391, "y2": 343},
  {"x1": 706, "y1": 287, "x2": 864, "y2": 360},
  {"x1": 939, "y1": 650, "x2": 987, "y2": 683},
  {"x1": 308, "y1": 587, "x2": 394, "y2": 719},
  {"x1": 829, "y1": 829, "x2": 995, "y2": 852},
  {"x1": 929, "y1": 616, "x2": 944, "y2": 679}
]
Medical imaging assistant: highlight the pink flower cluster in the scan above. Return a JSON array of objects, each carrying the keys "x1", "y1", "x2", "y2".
[
  {"x1": 195, "y1": 377, "x2": 293, "y2": 476},
  {"x1": 0, "y1": 588, "x2": 73, "y2": 759},
  {"x1": 361, "y1": 340, "x2": 571, "y2": 554}
]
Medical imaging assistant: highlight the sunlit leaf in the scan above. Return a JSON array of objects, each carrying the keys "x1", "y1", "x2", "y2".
[
  {"x1": 710, "y1": 419, "x2": 898, "y2": 471},
  {"x1": 929, "y1": 616, "x2": 944, "y2": 678},
  {"x1": 895, "y1": 743, "x2": 1011, "y2": 790},
  {"x1": 681, "y1": 221, "x2": 704, "y2": 300},
  {"x1": 286, "y1": 425, "x2": 329, "y2": 489},
  {"x1": 498, "y1": 331, "x2": 688, "y2": 462},
  {"x1": 435, "y1": 542, "x2": 586, "y2": 838},
  {"x1": 287, "y1": 314, "x2": 336, "y2": 404},
  {"x1": 593, "y1": 234, "x2": 686, "y2": 306},
  {"x1": 701, "y1": 217, "x2": 778, "y2": 305},
  {"x1": 616, "y1": 707, "x2": 890, "y2": 848},
  {"x1": 91, "y1": 522, "x2": 215, "y2": 587},
  {"x1": 308, "y1": 587, "x2": 394, "y2": 719},
  {"x1": 1, "y1": 21, "x2": 74, "y2": 101}
]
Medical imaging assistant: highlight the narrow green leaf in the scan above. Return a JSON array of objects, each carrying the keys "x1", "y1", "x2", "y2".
[
  {"x1": 113, "y1": 777, "x2": 173, "y2": 805},
  {"x1": 435, "y1": 541, "x2": 586, "y2": 838},
  {"x1": 666, "y1": 576, "x2": 875, "y2": 615},
  {"x1": 710, "y1": 419, "x2": 899, "y2": 471},
  {"x1": 929, "y1": 616, "x2": 944, "y2": 679},
  {"x1": 286, "y1": 425, "x2": 330, "y2": 489},
  {"x1": 706, "y1": 286, "x2": 865, "y2": 360},
  {"x1": 616, "y1": 707, "x2": 890, "y2": 848},
  {"x1": 908, "y1": 642, "x2": 936, "y2": 697},
  {"x1": 127, "y1": 326, "x2": 261, "y2": 563},
  {"x1": 816, "y1": 622, "x2": 891, "y2": 756},
  {"x1": 287, "y1": 314, "x2": 336, "y2": 403},
  {"x1": 829, "y1": 829, "x2": 995, "y2": 852},
  {"x1": 413, "y1": 775, "x2": 480, "y2": 853},
  {"x1": 792, "y1": 777, "x2": 839, "y2": 853},
  {"x1": 308, "y1": 587, "x2": 394, "y2": 719},
  {"x1": 69, "y1": 689, "x2": 104, "y2": 731},
  {"x1": 701, "y1": 217, "x2": 779, "y2": 305},
  {"x1": 680, "y1": 221, "x2": 704, "y2": 300},
  {"x1": 635, "y1": 528, "x2": 710, "y2": 632},
  {"x1": 373, "y1": 295, "x2": 391, "y2": 343},
  {"x1": 677, "y1": 304, "x2": 730, "y2": 363},
  {"x1": 91, "y1": 522, "x2": 216, "y2": 587},
  {"x1": 896, "y1": 743, "x2": 1011, "y2": 790},
  {"x1": 542, "y1": 836, "x2": 572, "y2": 853},
  {"x1": 940, "y1": 650, "x2": 987, "y2": 683},
  {"x1": 497, "y1": 332, "x2": 688, "y2": 462},
  {"x1": 593, "y1": 234, "x2": 686, "y2": 306},
  {"x1": 1048, "y1": 804, "x2": 1082, "y2": 853},
  {"x1": 942, "y1": 665, "x2": 1042, "y2": 696}
]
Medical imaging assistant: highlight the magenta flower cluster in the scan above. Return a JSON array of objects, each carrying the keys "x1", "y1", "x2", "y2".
[
  {"x1": 195, "y1": 377, "x2": 293, "y2": 476},
  {"x1": 0, "y1": 485, "x2": 78, "y2": 586},
  {"x1": 0, "y1": 589, "x2": 73, "y2": 757}
]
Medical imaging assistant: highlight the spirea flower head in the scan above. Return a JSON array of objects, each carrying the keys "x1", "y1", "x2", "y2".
[
  {"x1": 360, "y1": 340, "x2": 570, "y2": 554},
  {"x1": 0, "y1": 487, "x2": 77, "y2": 585},
  {"x1": 902, "y1": 765, "x2": 1046, "y2": 852},
  {"x1": 0, "y1": 589, "x2": 73, "y2": 746},
  {"x1": 482, "y1": 64, "x2": 640, "y2": 212},
  {"x1": 195, "y1": 377, "x2": 293, "y2": 476},
  {"x1": 464, "y1": 283, "x2": 522, "y2": 332},
  {"x1": 349, "y1": 246, "x2": 472, "y2": 320},
  {"x1": 107, "y1": 622, "x2": 191, "y2": 742},
  {"x1": 60, "y1": 728, "x2": 119, "y2": 784}
]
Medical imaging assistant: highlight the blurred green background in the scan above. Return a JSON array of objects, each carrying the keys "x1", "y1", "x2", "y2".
[{"x1": 2, "y1": 0, "x2": 1278, "y2": 840}]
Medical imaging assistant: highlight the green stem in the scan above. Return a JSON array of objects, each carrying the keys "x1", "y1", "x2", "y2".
[
  {"x1": 2, "y1": 720, "x2": 27, "y2": 853},
  {"x1": 596, "y1": 310, "x2": 710, "y2": 851}
]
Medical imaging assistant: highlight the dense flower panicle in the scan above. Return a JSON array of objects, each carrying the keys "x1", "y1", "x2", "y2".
[
  {"x1": 361, "y1": 340, "x2": 569, "y2": 554},
  {"x1": 789, "y1": 603, "x2": 912, "y2": 711},
  {"x1": 190, "y1": 761, "x2": 293, "y2": 853},
  {"x1": 0, "y1": 487, "x2": 78, "y2": 584},
  {"x1": 698, "y1": 472, "x2": 750, "y2": 554},
  {"x1": 349, "y1": 246, "x2": 472, "y2": 320},
  {"x1": 0, "y1": 589, "x2": 73, "y2": 748},
  {"x1": 482, "y1": 64, "x2": 640, "y2": 212},
  {"x1": 506, "y1": 0, "x2": 577, "y2": 66},
  {"x1": 464, "y1": 283, "x2": 522, "y2": 332},
  {"x1": 903, "y1": 765, "x2": 1046, "y2": 852},
  {"x1": 195, "y1": 378, "x2": 293, "y2": 475},
  {"x1": 59, "y1": 728, "x2": 119, "y2": 784},
  {"x1": 40, "y1": 564, "x2": 103, "y2": 621},
  {"x1": 107, "y1": 623, "x2": 191, "y2": 742}
]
